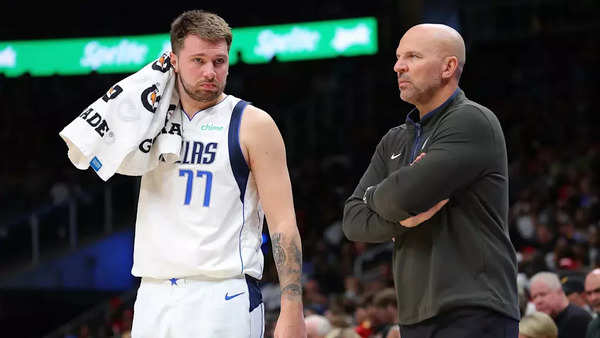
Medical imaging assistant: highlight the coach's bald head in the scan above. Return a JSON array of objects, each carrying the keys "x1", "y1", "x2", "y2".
[
  {"x1": 404, "y1": 24, "x2": 466, "y2": 79},
  {"x1": 394, "y1": 23, "x2": 466, "y2": 114}
]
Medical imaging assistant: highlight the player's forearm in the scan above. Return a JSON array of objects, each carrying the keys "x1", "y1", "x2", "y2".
[{"x1": 270, "y1": 228, "x2": 303, "y2": 302}]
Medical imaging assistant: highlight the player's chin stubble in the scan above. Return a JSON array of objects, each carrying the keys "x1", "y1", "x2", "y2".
[{"x1": 179, "y1": 74, "x2": 221, "y2": 103}]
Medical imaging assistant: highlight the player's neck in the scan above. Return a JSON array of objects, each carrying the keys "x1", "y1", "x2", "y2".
[{"x1": 179, "y1": 92, "x2": 226, "y2": 118}]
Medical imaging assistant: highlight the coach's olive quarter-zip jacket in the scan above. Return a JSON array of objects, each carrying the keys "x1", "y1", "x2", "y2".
[{"x1": 343, "y1": 89, "x2": 520, "y2": 325}]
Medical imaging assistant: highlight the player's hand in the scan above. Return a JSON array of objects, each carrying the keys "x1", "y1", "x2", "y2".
[
  {"x1": 400, "y1": 199, "x2": 449, "y2": 227},
  {"x1": 274, "y1": 300, "x2": 306, "y2": 338}
]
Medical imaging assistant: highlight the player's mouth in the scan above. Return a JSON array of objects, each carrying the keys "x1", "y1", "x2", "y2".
[{"x1": 200, "y1": 83, "x2": 217, "y2": 90}]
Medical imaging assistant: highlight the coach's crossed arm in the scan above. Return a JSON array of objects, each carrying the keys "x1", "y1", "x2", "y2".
[
  {"x1": 365, "y1": 107, "x2": 494, "y2": 222},
  {"x1": 241, "y1": 105, "x2": 306, "y2": 338},
  {"x1": 343, "y1": 135, "x2": 411, "y2": 243}
]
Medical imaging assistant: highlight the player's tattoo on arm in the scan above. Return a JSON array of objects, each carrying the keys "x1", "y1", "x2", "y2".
[
  {"x1": 271, "y1": 233, "x2": 286, "y2": 267},
  {"x1": 271, "y1": 232, "x2": 303, "y2": 300}
]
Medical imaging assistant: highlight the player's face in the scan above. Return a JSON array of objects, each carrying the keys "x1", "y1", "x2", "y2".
[
  {"x1": 171, "y1": 35, "x2": 229, "y2": 104},
  {"x1": 529, "y1": 281, "x2": 562, "y2": 316},
  {"x1": 393, "y1": 29, "x2": 443, "y2": 108}
]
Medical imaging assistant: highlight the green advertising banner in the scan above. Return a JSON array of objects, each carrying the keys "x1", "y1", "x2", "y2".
[{"x1": 0, "y1": 17, "x2": 377, "y2": 77}]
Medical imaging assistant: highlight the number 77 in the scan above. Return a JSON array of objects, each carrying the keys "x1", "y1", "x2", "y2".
[{"x1": 179, "y1": 169, "x2": 213, "y2": 206}]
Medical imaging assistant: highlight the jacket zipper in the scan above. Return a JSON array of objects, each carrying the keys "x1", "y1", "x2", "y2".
[{"x1": 410, "y1": 123, "x2": 422, "y2": 162}]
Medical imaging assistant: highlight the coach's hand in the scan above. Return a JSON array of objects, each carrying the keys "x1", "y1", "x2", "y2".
[
  {"x1": 399, "y1": 152, "x2": 449, "y2": 227},
  {"x1": 400, "y1": 199, "x2": 449, "y2": 227},
  {"x1": 275, "y1": 298, "x2": 306, "y2": 338}
]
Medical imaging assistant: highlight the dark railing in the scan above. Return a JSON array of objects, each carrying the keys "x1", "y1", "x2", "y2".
[{"x1": 0, "y1": 176, "x2": 139, "y2": 276}]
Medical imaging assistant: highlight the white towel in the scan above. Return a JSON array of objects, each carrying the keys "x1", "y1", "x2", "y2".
[{"x1": 59, "y1": 52, "x2": 182, "y2": 181}]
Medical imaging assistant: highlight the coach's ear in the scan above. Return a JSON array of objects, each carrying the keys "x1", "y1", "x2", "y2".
[
  {"x1": 170, "y1": 51, "x2": 179, "y2": 73},
  {"x1": 441, "y1": 55, "x2": 458, "y2": 80}
]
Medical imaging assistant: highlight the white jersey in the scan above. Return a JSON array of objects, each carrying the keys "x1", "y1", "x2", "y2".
[{"x1": 131, "y1": 95, "x2": 265, "y2": 280}]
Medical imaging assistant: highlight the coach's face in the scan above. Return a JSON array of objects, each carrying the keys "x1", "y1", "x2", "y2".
[
  {"x1": 170, "y1": 34, "x2": 229, "y2": 104},
  {"x1": 393, "y1": 26, "x2": 444, "y2": 108}
]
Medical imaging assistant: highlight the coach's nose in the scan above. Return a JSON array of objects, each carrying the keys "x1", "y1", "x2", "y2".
[{"x1": 394, "y1": 59, "x2": 408, "y2": 74}]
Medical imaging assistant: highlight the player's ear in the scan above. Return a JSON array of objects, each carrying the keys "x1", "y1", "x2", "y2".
[{"x1": 170, "y1": 51, "x2": 179, "y2": 73}]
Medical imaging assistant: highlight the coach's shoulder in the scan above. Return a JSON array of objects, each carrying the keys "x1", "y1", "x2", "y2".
[
  {"x1": 452, "y1": 96, "x2": 497, "y2": 121},
  {"x1": 445, "y1": 99, "x2": 497, "y2": 127},
  {"x1": 443, "y1": 99, "x2": 505, "y2": 148},
  {"x1": 389, "y1": 123, "x2": 408, "y2": 133},
  {"x1": 384, "y1": 123, "x2": 409, "y2": 141}
]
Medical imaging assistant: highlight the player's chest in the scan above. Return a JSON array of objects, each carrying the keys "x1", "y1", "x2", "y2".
[{"x1": 177, "y1": 119, "x2": 230, "y2": 167}]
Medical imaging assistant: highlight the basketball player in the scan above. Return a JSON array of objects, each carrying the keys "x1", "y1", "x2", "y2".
[{"x1": 130, "y1": 11, "x2": 305, "y2": 337}]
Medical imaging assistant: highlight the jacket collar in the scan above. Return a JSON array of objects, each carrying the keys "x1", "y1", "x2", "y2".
[{"x1": 406, "y1": 88, "x2": 462, "y2": 126}]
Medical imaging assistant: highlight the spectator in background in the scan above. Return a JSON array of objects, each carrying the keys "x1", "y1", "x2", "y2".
[
  {"x1": 325, "y1": 304, "x2": 361, "y2": 338},
  {"x1": 306, "y1": 314, "x2": 332, "y2": 338},
  {"x1": 518, "y1": 312, "x2": 558, "y2": 338},
  {"x1": 519, "y1": 277, "x2": 537, "y2": 317},
  {"x1": 561, "y1": 274, "x2": 592, "y2": 314},
  {"x1": 343, "y1": 276, "x2": 363, "y2": 305},
  {"x1": 304, "y1": 278, "x2": 330, "y2": 315},
  {"x1": 372, "y1": 288, "x2": 398, "y2": 338},
  {"x1": 585, "y1": 269, "x2": 600, "y2": 338},
  {"x1": 385, "y1": 325, "x2": 401, "y2": 338},
  {"x1": 326, "y1": 327, "x2": 362, "y2": 338},
  {"x1": 354, "y1": 292, "x2": 377, "y2": 338},
  {"x1": 529, "y1": 272, "x2": 592, "y2": 338}
]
